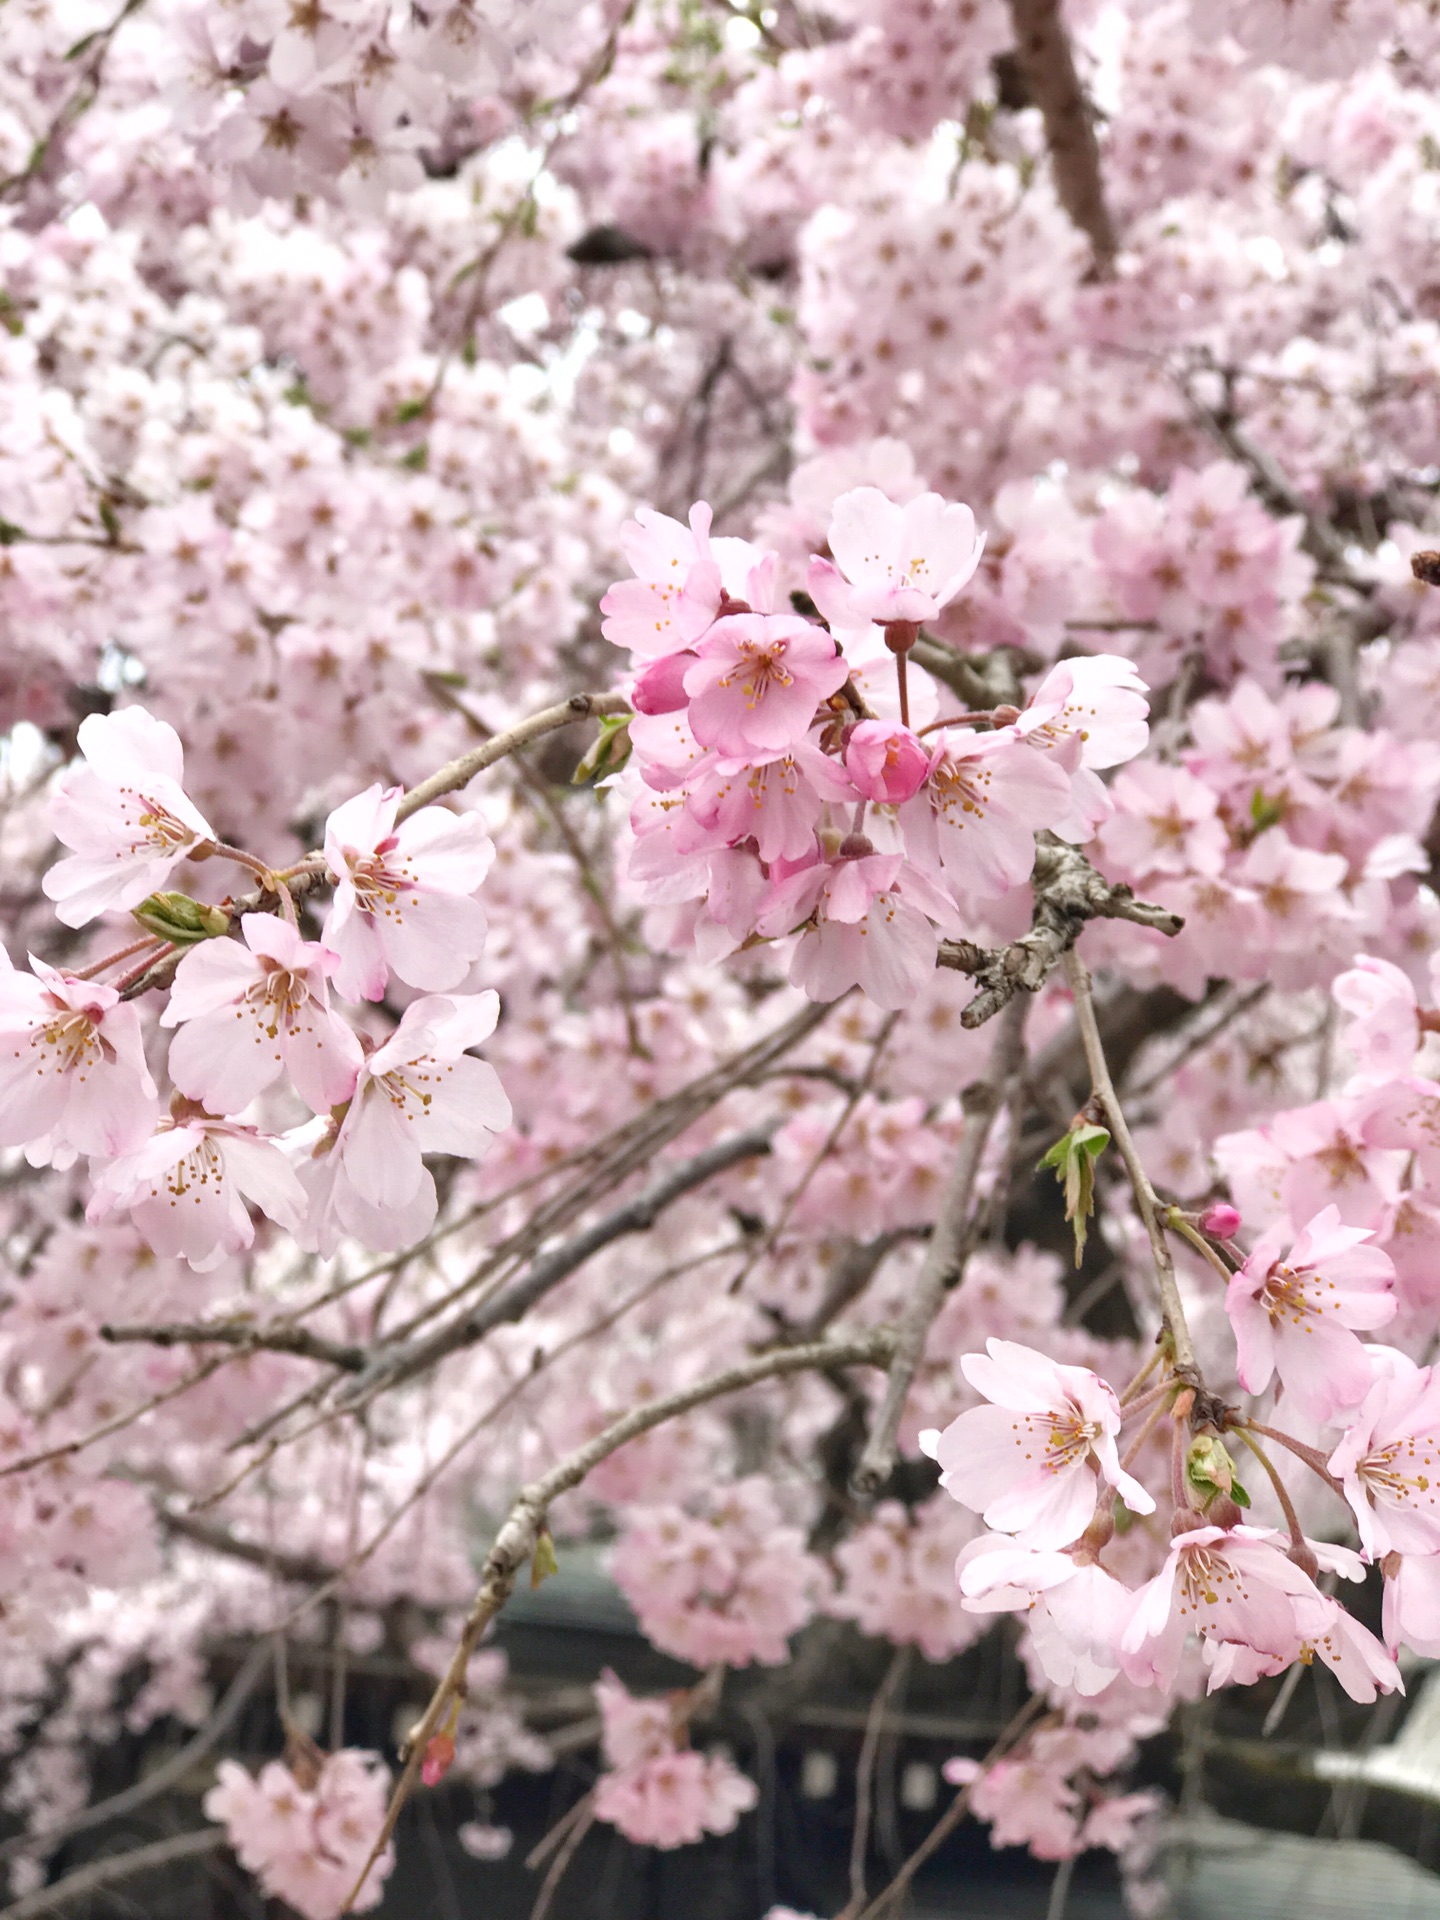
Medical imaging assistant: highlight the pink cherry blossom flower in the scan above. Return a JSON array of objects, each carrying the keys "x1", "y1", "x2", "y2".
[
  {"x1": 1225, "y1": 1205, "x2": 1396, "y2": 1424},
  {"x1": 0, "y1": 952, "x2": 157, "y2": 1159},
  {"x1": 1382, "y1": 1549, "x2": 1440, "y2": 1658},
  {"x1": 1332, "y1": 956, "x2": 1422, "y2": 1077},
  {"x1": 757, "y1": 849, "x2": 957, "y2": 1010},
  {"x1": 42, "y1": 707, "x2": 216, "y2": 927},
  {"x1": 293, "y1": 992, "x2": 510, "y2": 1254},
  {"x1": 897, "y1": 729, "x2": 1072, "y2": 898},
  {"x1": 684, "y1": 741, "x2": 857, "y2": 864},
  {"x1": 1015, "y1": 655, "x2": 1151, "y2": 840},
  {"x1": 807, "y1": 486, "x2": 985, "y2": 629},
  {"x1": 162, "y1": 914, "x2": 362, "y2": 1117},
  {"x1": 920, "y1": 1339, "x2": 1155, "y2": 1551},
  {"x1": 322, "y1": 786, "x2": 494, "y2": 1002},
  {"x1": 1120, "y1": 1523, "x2": 1330, "y2": 1691},
  {"x1": 596, "y1": 1668, "x2": 676, "y2": 1770},
  {"x1": 594, "y1": 1750, "x2": 757, "y2": 1849},
  {"x1": 683, "y1": 613, "x2": 848, "y2": 759},
  {"x1": 957, "y1": 1535, "x2": 1136, "y2": 1696},
  {"x1": 1327, "y1": 1350, "x2": 1440, "y2": 1558},
  {"x1": 87, "y1": 1111, "x2": 306, "y2": 1271},
  {"x1": 843, "y1": 719, "x2": 935, "y2": 805},
  {"x1": 204, "y1": 1748, "x2": 394, "y2": 1920},
  {"x1": 600, "y1": 501, "x2": 763, "y2": 659}
]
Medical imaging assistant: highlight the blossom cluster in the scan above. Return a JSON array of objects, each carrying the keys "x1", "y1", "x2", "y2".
[
  {"x1": 5, "y1": 706, "x2": 510, "y2": 1270},
  {"x1": 591, "y1": 1669, "x2": 758, "y2": 1850},
  {"x1": 203, "y1": 1745, "x2": 393, "y2": 1919},
  {"x1": 605, "y1": 486, "x2": 1150, "y2": 1009}
]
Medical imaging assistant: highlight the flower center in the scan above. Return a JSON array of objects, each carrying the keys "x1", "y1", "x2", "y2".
[{"x1": 28, "y1": 1008, "x2": 105, "y2": 1078}]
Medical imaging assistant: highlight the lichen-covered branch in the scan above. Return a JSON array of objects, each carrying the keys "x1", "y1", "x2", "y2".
[{"x1": 938, "y1": 836, "x2": 1183, "y2": 1028}]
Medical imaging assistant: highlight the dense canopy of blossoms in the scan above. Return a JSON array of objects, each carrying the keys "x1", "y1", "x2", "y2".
[{"x1": 5, "y1": 0, "x2": 1440, "y2": 1915}]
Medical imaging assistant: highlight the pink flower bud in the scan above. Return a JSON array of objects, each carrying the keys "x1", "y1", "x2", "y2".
[
  {"x1": 1200, "y1": 1202, "x2": 1241, "y2": 1239},
  {"x1": 631, "y1": 651, "x2": 695, "y2": 715},
  {"x1": 422, "y1": 1730, "x2": 456, "y2": 1788},
  {"x1": 843, "y1": 720, "x2": 933, "y2": 806}
]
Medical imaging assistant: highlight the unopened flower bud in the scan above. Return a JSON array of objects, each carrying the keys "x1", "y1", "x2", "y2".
[
  {"x1": 837, "y1": 832, "x2": 875, "y2": 859},
  {"x1": 132, "y1": 891, "x2": 230, "y2": 945},
  {"x1": 421, "y1": 1730, "x2": 456, "y2": 1788},
  {"x1": 1200, "y1": 1202, "x2": 1241, "y2": 1240},
  {"x1": 844, "y1": 719, "x2": 933, "y2": 805}
]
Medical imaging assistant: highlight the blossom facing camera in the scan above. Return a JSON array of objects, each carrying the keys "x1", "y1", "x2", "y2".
[{"x1": 43, "y1": 709, "x2": 216, "y2": 927}]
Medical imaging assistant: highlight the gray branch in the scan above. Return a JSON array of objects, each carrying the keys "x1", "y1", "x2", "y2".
[
  {"x1": 0, "y1": 1829, "x2": 225, "y2": 1920},
  {"x1": 938, "y1": 836, "x2": 1183, "y2": 1029},
  {"x1": 335, "y1": 1123, "x2": 779, "y2": 1405}
]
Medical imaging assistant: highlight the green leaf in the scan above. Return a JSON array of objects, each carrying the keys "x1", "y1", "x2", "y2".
[
  {"x1": 530, "y1": 1530, "x2": 559, "y2": 1590},
  {"x1": 1038, "y1": 1123, "x2": 1110, "y2": 1266},
  {"x1": 571, "y1": 713, "x2": 633, "y2": 788}
]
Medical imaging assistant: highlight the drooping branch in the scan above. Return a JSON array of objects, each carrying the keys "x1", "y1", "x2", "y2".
[
  {"x1": 336, "y1": 1121, "x2": 780, "y2": 1404},
  {"x1": 1063, "y1": 947, "x2": 1198, "y2": 1379},
  {"x1": 338, "y1": 1328, "x2": 897, "y2": 1912},
  {"x1": 0, "y1": 1828, "x2": 225, "y2": 1920},
  {"x1": 851, "y1": 998, "x2": 1029, "y2": 1496},
  {"x1": 1006, "y1": 0, "x2": 1118, "y2": 272},
  {"x1": 0, "y1": 1643, "x2": 271, "y2": 1868},
  {"x1": 938, "y1": 836, "x2": 1183, "y2": 1028},
  {"x1": 99, "y1": 1318, "x2": 367, "y2": 1372}
]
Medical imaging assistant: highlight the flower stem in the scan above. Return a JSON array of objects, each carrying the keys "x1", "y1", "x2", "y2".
[
  {"x1": 1236, "y1": 1418, "x2": 1343, "y2": 1495},
  {"x1": 113, "y1": 943, "x2": 176, "y2": 993},
  {"x1": 1117, "y1": 1343, "x2": 1165, "y2": 1405},
  {"x1": 71, "y1": 935, "x2": 165, "y2": 981},
  {"x1": 205, "y1": 841, "x2": 276, "y2": 883},
  {"x1": 1166, "y1": 1211, "x2": 1236, "y2": 1282},
  {"x1": 1233, "y1": 1427, "x2": 1308, "y2": 1550},
  {"x1": 1119, "y1": 1394, "x2": 1173, "y2": 1474}
]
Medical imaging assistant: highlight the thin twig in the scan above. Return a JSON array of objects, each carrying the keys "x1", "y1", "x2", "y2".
[
  {"x1": 841, "y1": 1648, "x2": 913, "y2": 1918},
  {"x1": 1063, "y1": 949, "x2": 1198, "y2": 1379},
  {"x1": 854, "y1": 1695, "x2": 1049, "y2": 1920},
  {"x1": 851, "y1": 998, "x2": 1028, "y2": 1495},
  {"x1": 0, "y1": 1828, "x2": 224, "y2": 1920},
  {"x1": 396, "y1": 693, "x2": 630, "y2": 823}
]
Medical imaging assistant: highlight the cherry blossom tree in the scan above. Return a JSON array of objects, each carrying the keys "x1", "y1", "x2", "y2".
[{"x1": 3, "y1": 1, "x2": 1440, "y2": 1916}]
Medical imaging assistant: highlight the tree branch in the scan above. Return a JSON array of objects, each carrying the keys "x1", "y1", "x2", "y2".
[
  {"x1": 0, "y1": 1644, "x2": 271, "y2": 1867},
  {"x1": 334, "y1": 1123, "x2": 780, "y2": 1404},
  {"x1": 338, "y1": 1329, "x2": 897, "y2": 1913},
  {"x1": 0, "y1": 1828, "x2": 225, "y2": 1920},
  {"x1": 937, "y1": 836, "x2": 1183, "y2": 1028},
  {"x1": 395, "y1": 692, "x2": 630, "y2": 823},
  {"x1": 98, "y1": 1319, "x2": 367, "y2": 1372},
  {"x1": 1007, "y1": 0, "x2": 1118, "y2": 271},
  {"x1": 851, "y1": 996, "x2": 1029, "y2": 1496},
  {"x1": 1063, "y1": 948, "x2": 1197, "y2": 1378}
]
